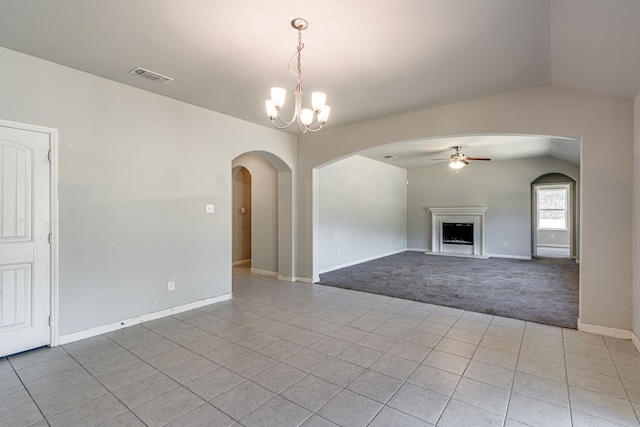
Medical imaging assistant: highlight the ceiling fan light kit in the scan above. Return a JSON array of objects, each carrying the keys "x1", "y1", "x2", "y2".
[
  {"x1": 449, "y1": 159, "x2": 466, "y2": 169},
  {"x1": 265, "y1": 18, "x2": 330, "y2": 133},
  {"x1": 432, "y1": 146, "x2": 492, "y2": 171}
]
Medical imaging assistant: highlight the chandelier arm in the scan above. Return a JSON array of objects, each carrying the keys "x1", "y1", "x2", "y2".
[
  {"x1": 297, "y1": 122, "x2": 308, "y2": 134},
  {"x1": 270, "y1": 118, "x2": 295, "y2": 129},
  {"x1": 303, "y1": 124, "x2": 325, "y2": 132},
  {"x1": 303, "y1": 117, "x2": 325, "y2": 132},
  {"x1": 272, "y1": 108, "x2": 298, "y2": 127}
]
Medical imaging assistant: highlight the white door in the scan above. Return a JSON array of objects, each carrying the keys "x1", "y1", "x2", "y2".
[{"x1": 0, "y1": 124, "x2": 51, "y2": 357}]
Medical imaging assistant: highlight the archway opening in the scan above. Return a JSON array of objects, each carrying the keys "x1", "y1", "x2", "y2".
[
  {"x1": 232, "y1": 150, "x2": 295, "y2": 282},
  {"x1": 232, "y1": 166, "x2": 251, "y2": 267},
  {"x1": 532, "y1": 173, "x2": 578, "y2": 260}
]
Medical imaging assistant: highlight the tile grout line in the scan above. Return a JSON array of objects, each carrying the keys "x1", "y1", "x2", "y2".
[
  {"x1": 561, "y1": 327, "x2": 575, "y2": 427},
  {"x1": 133, "y1": 316, "x2": 272, "y2": 424},
  {"x1": 502, "y1": 321, "x2": 526, "y2": 427},
  {"x1": 59, "y1": 342, "x2": 150, "y2": 427},
  {"x1": 604, "y1": 335, "x2": 640, "y2": 425},
  {"x1": 6, "y1": 353, "x2": 52, "y2": 427}
]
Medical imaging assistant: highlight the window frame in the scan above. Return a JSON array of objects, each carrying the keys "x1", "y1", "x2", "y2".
[{"x1": 536, "y1": 184, "x2": 569, "y2": 231}]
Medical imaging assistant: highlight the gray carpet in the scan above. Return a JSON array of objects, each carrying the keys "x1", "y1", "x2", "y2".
[{"x1": 318, "y1": 251, "x2": 579, "y2": 329}]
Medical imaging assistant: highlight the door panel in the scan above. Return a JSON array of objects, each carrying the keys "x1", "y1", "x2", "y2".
[
  {"x1": 1, "y1": 264, "x2": 31, "y2": 328},
  {"x1": 0, "y1": 125, "x2": 50, "y2": 357},
  {"x1": 2, "y1": 144, "x2": 31, "y2": 240}
]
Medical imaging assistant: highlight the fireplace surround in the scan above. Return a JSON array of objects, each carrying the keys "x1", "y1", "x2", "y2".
[{"x1": 429, "y1": 207, "x2": 488, "y2": 257}]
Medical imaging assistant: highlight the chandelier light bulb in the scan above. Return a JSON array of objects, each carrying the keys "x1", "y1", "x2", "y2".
[
  {"x1": 270, "y1": 87, "x2": 286, "y2": 109},
  {"x1": 300, "y1": 108, "x2": 314, "y2": 126},
  {"x1": 311, "y1": 92, "x2": 327, "y2": 112},
  {"x1": 318, "y1": 105, "x2": 331, "y2": 124},
  {"x1": 265, "y1": 100, "x2": 278, "y2": 119},
  {"x1": 264, "y1": 18, "x2": 330, "y2": 133}
]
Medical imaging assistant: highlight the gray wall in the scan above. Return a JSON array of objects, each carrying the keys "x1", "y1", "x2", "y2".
[
  {"x1": 232, "y1": 154, "x2": 279, "y2": 274},
  {"x1": 317, "y1": 155, "x2": 407, "y2": 273},
  {"x1": 299, "y1": 86, "x2": 633, "y2": 332},
  {"x1": 537, "y1": 230, "x2": 570, "y2": 247},
  {"x1": 407, "y1": 157, "x2": 579, "y2": 258},
  {"x1": 0, "y1": 48, "x2": 296, "y2": 335}
]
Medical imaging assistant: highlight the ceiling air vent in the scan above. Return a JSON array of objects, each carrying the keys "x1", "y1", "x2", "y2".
[
  {"x1": 129, "y1": 67, "x2": 174, "y2": 84},
  {"x1": 383, "y1": 155, "x2": 397, "y2": 159}
]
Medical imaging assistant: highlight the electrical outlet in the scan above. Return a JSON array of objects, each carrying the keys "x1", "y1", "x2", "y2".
[
  {"x1": 503, "y1": 242, "x2": 509, "y2": 248},
  {"x1": 168, "y1": 281, "x2": 175, "y2": 291},
  {"x1": 336, "y1": 250, "x2": 340, "y2": 256}
]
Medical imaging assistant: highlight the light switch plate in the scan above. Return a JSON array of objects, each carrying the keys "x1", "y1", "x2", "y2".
[{"x1": 205, "y1": 204, "x2": 215, "y2": 214}]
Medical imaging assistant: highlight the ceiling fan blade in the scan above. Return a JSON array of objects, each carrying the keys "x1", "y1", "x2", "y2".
[
  {"x1": 430, "y1": 158, "x2": 449, "y2": 161},
  {"x1": 465, "y1": 157, "x2": 491, "y2": 161},
  {"x1": 462, "y1": 159, "x2": 469, "y2": 165},
  {"x1": 431, "y1": 160, "x2": 449, "y2": 166}
]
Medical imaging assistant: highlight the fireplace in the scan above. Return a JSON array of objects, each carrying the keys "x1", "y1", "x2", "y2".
[
  {"x1": 442, "y1": 223, "x2": 474, "y2": 245},
  {"x1": 429, "y1": 207, "x2": 488, "y2": 257}
]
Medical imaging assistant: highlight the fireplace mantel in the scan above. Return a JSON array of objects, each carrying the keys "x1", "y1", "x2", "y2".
[{"x1": 429, "y1": 207, "x2": 488, "y2": 258}]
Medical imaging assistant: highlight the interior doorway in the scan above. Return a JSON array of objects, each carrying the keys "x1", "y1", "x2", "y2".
[
  {"x1": 232, "y1": 167, "x2": 251, "y2": 267},
  {"x1": 232, "y1": 151, "x2": 294, "y2": 280},
  {"x1": 532, "y1": 174, "x2": 577, "y2": 260}
]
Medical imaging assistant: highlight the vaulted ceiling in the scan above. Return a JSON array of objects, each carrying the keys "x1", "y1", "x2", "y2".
[{"x1": 1, "y1": 1, "x2": 638, "y2": 164}]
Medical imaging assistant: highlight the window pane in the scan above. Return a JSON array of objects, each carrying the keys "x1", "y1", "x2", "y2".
[
  {"x1": 538, "y1": 189, "x2": 566, "y2": 209},
  {"x1": 539, "y1": 210, "x2": 565, "y2": 229}
]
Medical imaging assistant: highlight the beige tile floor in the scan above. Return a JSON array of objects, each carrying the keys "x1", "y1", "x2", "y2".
[{"x1": 2, "y1": 266, "x2": 640, "y2": 426}]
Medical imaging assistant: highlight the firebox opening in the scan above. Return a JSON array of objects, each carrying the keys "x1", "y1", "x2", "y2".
[{"x1": 442, "y1": 223, "x2": 474, "y2": 245}]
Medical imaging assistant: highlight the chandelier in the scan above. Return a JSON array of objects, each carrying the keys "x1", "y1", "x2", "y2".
[{"x1": 265, "y1": 18, "x2": 330, "y2": 133}]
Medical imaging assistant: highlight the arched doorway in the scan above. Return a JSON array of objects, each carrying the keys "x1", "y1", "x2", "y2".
[
  {"x1": 532, "y1": 173, "x2": 578, "y2": 260},
  {"x1": 232, "y1": 166, "x2": 251, "y2": 267},
  {"x1": 232, "y1": 151, "x2": 295, "y2": 281}
]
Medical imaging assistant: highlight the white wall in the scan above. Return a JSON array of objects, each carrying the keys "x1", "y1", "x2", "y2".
[
  {"x1": 318, "y1": 155, "x2": 407, "y2": 273},
  {"x1": 407, "y1": 157, "x2": 579, "y2": 258},
  {"x1": 232, "y1": 153, "x2": 278, "y2": 274},
  {"x1": 0, "y1": 48, "x2": 296, "y2": 335},
  {"x1": 299, "y1": 86, "x2": 633, "y2": 332}
]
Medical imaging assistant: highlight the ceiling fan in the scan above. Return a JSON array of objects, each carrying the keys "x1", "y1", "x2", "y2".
[{"x1": 431, "y1": 146, "x2": 491, "y2": 170}]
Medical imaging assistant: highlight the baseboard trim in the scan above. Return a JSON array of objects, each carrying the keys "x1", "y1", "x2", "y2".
[
  {"x1": 486, "y1": 253, "x2": 532, "y2": 260},
  {"x1": 426, "y1": 251, "x2": 490, "y2": 260},
  {"x1": 58, "y1": 293, "x2": 232, "y2": 345},
  {"x1": 577, "y1": 319, "x2": 632, "y2": 339},
  {"x1": 420, "y1": 250, "x2": 530, "y2": 260},
  {"x1": 296, "y1": 277, "x2": 315, "y2": 284},
  {"x1": 277, "y1": 274, "x2": 295, "y2": 282},
  {"x1": 318, "y1": 249, "x2": 406, "y2": 275},
  {"x1": 250, "y1": 268, "x2": 278, "y2": 277},
  {"x1": 232, "y1": 259, "x2": 251, "y2": 266}
]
